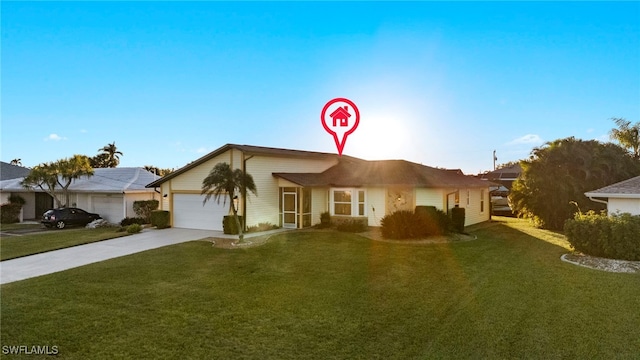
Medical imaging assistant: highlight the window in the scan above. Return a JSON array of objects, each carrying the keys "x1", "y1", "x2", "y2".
[
  {"x1": 331, "y1": 188, "x2": 366, "y2": 216},
  {"x1": 466, "y1": 190, "x2": 470, "y2": 206},
  {"x1": 480, "y1": 190, "x2": 485, "y2": 212},
  {"x1": 358, "y1": 190, "x2": 366, "y2": 216},
  {"x1": 333, "y1": 190, "x2": 352, "y2": 215}
]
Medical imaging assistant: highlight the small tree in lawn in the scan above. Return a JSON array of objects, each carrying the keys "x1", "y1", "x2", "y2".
[{"x1": 201, "y1": 162, "x2": 257, "y2": 244}]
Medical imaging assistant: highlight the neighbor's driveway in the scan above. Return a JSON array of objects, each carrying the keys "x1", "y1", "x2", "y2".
[{"x1": 0, "y1": 228, "x2": 213, "y2": 285}]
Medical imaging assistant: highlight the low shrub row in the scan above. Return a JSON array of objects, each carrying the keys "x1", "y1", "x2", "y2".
[
  {"x1": 120, "y1": 217, "x2": 147, "y2": 226},
  {"x1": 0, "y1": 203, "x2": 22, "y2": 224},
  {"x1": 246, "y1": 222, "x2": 278, "y2": 233},
  {"x1": 132, "y1": 200, "x2": 159, "y2": 223},
  {"x1": 381, "y1": 207, "x2": 454, "y2": 239},
  {"x1": 564, "y1": 211, "x2": 640, "y2": 261}
]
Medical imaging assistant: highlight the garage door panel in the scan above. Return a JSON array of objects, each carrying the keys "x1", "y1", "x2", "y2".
[
  {"x1": 173, "y1": 194, "x2": 228, "y2": 230},
  {"x1": 92, "y1": 196, "x2": 124, "y2": 224}
]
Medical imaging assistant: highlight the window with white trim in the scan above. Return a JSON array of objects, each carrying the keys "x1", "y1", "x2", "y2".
[
  {"x1": 480, "y1": 189, "x2": 485, "y2": 212},
  {"x1": 331, "y1": 188, "x2": 367, "y2": 216}
]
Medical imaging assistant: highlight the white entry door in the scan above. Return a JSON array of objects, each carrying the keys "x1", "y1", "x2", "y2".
[{"x1": 282, "y1": 191, "x2": 297, "y2": 229}]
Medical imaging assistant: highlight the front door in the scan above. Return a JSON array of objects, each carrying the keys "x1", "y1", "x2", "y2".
[{"x1": 283, "y1": 191, "x2": 297, "y2": 229}]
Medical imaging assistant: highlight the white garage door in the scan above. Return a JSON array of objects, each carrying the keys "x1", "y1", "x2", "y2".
[
  {"x1": 173, "y1": 194, "x2": 229, "y2": 230},
  {"x1": 92, "y1": 196, "x2": 124, "y2": 224}
]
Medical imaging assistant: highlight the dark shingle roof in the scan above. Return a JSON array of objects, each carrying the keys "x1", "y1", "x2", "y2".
[
  {"x1": 0, "y1": 161, "x2": 31, "y2": 181},
  {"x1": 274, "y1": 159, "x2": 491, "y2": 188},
  {"x1": 480, "y1": 163, "x2": 522, "y2": 181},
  {"x1": 585, "y1": 175, "x2": 640, "y2": 197}
]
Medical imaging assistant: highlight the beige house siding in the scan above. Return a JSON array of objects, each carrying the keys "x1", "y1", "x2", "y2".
[
  {"x1": 463, "y1": 188, "x2": 490, "y2": 226},
  {"x1": 244, "y1": 155, "x2": 337, "y2": 227},
  {"x1": 170, "y1": 152, "x2": 236, "y2": 191},
  {"x1": 367, "y1": 187, "x2": 386, "y2": 226},
  {"x1": 415, "y1": 188, "x2": 445, "y2": 210},
  {"x1": 311, "y1": 188, "x2": 328, "y2": 226},
  {"x1": 608, "y1": 198, "x2": 640, "y2": 216}
]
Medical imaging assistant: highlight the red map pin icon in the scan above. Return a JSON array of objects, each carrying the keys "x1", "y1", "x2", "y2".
[{"x1": 321, "y1": 98, "x2": 360, "y2": 156}]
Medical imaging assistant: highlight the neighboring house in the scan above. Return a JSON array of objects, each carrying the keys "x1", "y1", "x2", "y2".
[
  {"x1": 0, "y1": 161, "x2": 31, "y2": 206},
  {"x1": 0, "y1": 167, "x2": 160, "y2": 223},
  {"x1": 584, "y1": 175, "x2": 640, "y2": 216},
  {"x1": 480, "y1": 163, "x2": 522, "y2": 190},
  {"x1": 330, "y1": 106, "x2": 351, "y2": 127},
  {"x1": 145, "y1": 144, "x2": 493, "y2": 231}
]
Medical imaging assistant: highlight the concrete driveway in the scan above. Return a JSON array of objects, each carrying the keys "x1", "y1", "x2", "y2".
[{"x1": 0, "y1": 228, "x2": 213, "y2": 285}]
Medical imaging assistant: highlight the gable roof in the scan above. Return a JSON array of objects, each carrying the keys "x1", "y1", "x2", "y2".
[
  {"x1": 146, "y1": 143, "x2": 353, "y2": 188},
  {"x1": 329, "y1": 106, "x2": 351, "y2": 119},
  {"x1": 585, "y1": 175, "x2": 640, "y2": 199},
  {"x1": 274, "y1": 158, "x2": 491, "y2": 188},
  {"x1": 0, "y1": 167, "x2": 159, "y2": 193},
  {"x1": 0, "y1": 161, "x2": 31, "y2": 181}
]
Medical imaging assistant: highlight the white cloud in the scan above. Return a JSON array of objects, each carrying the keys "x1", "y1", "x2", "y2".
[
  {"x1": 195, "y1": 147, "x2": 209, "y2": 154},
  {"x1": 506, "y1": 134, "x2": 543, "y2": 146},
  {"x1": 44, "y1": 133, "x2": 67, "y2": 141}
]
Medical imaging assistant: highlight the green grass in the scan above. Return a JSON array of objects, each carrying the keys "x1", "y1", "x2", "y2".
[
  {"x1": 0, "y1": 228, "x2": 129, "y2": 261},
  {"x1": 1, "y1": 217, "x2": 639, "y2": 359}
]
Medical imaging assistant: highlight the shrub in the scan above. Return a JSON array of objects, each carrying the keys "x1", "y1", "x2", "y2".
[
  {"x1": 564, "y1": 211, "x2": 640, "y2": 261},
  {"x1": 126, "y1": 223, "x2": 143, "y2": 234},
  {"x1": 247, "y1": 222, "x2": 278, "y2": 233},
  {"x1": 319, "y1": 211, "x2": 331, "y2": 228},
  {"x1": 336, "y1": 218, "x2": 367, "y2": 233},
  {"x1": 133, "y1": 200, "x2": 159, "y2": 222},
  {"x1": 451, "y1": 206, "x2": 466, "y2": 233},
  {"x1": 120, "y1": 217, "x2": 146, "y2": 226},
  {"x1": 8, "y1": 194, "x2": 26, "y2": 206},
  {"x1": 381, "y1": 208, "x2": 453, "y2": 239},
  {"x1": 151, "y1": 210, "x2": 170, "y2": 229},
  {"x1": 223, "y1": 215, "x2": 243, "y2": 235},
  {"x1": 0, "y1": 203, "x2": 22, "y2": 224}
]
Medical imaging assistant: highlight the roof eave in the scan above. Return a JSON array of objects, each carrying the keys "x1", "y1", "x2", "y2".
[{"x1": 585, "y1": 192, "x2": 640, "y2": 199}]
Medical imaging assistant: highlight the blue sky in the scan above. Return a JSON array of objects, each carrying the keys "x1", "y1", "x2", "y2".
[{"x1": 2, "y1": 1, "x2": 639, "y2": 174}]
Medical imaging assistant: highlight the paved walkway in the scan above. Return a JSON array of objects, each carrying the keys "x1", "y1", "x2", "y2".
[{"x1": 1, "y1": 228, "x2": 284, "y2": 285}]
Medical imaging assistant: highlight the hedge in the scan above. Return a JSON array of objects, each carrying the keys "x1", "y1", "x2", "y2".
[
  {"x1": 564, "y1": 211, "x2": 640, "y2": 261},
  {"x1": 381, "y1": 207, "x2": 453, "y2": 239},
  {"x1": 133, "y1": 200, "x2": 159, "y2": 222},
  {"x1": 151, "y1": 210, "x2": 170, "y2": 229},
  {"x1": 1, "y1": 203, "x2": 22, "y2": 224}
]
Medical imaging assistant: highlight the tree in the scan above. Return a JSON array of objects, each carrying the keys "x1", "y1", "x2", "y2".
[
  {"x1": 22, "y1": 155, "x2": 94, "y2": 207},
  {"x1": 10, "y1": 159, "x2": 22, "y2": 166},
  {"x1": 509, "y1": 137, "x2": 640, "y2": 229},
  {"x1": 90, "y1": 153, "x2": 111, "y2": 168},
  {"x1": 201, "y1": 162, "x2": 257, "y2": 243},
  {"x1": 97, "y1": 142, "x2": 123, "y2": 168},
  {"x1": 143, "y1": 165, "x2": 174, "y2": 177},
  {"x1": 609, "y1": 117, "x2": 640, "y2": 159}
]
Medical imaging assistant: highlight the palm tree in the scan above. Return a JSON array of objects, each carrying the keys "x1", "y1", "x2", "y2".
[
  {"x1": 98, "y1": 142, "x2": 123, "y2": 168},
  {"x1": 201, "y1": 162, "x2": 257, "y2": 243},
  {"x1": 10, "y1": 158, "x2": 22, "y2": 166},
  {"x1": 609, "y1": 118, "x2": 640, "y2": 159}
]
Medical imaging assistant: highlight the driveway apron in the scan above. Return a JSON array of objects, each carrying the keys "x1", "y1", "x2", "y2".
[{"x1": 0, "y1": 228, "x2": 213, "y2": 285}]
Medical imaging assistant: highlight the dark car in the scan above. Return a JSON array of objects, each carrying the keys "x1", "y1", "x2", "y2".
[{"x1": 41, "y1": 207, "x2": 101, "y2": 229}]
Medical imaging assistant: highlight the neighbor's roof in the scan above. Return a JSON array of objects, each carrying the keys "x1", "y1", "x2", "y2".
[
  {"x1": 0, "y1": 161, "x2": 31, "y2": 181},
  {"x1": 0, "y1": 167, "x2": 159, "y2": 193},
  {"x1": 480, "y1": 163, "x2": 522, "y2": 181},
  {"x1": 146, "y1": 143, "x2": 356, "y2": 188},
  {"x1": 274, "y1": 158, "x2": 492, "y2": 188},
  {"x1": 585, "y1": 175, "x2": 640, "y2": 199}
]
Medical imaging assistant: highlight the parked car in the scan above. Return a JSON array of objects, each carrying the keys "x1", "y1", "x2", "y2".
[{"x1": 41, "y1": 207, "x2": 101, "y2": 229}]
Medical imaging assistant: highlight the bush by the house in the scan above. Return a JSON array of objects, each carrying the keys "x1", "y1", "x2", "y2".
[
  {"x1": 86, "y1": 219, "x2": 117, "y2": 229},
  {"x1": 318, "y1": 211, "x2": 331, "y2": 228},
  {"x1": 0, "y1": 203, "x2": 22, "y2": 224},
  {"x1": 246, "y1": 222, "x2": 278, "y2": 233},
  {"x1": 8, "y1": 194, "x2": 26, "y2": 206},
  {"x1": 223, "y1": 215, "x2": 243, "y2": 235},
  {"x1": 336, "y1": 218, "x2": 367, "y2": 233},
  {"x1": 133, "y1": 200, "x2": 159, "y2": 223},
  {"x1": 151, "y1": 210, "x2": 170, "y2": 229},
  {"x1": 126, "y1": 223, "x2": 143, "y2": 234},
  {"x1": 381, "y1": 208, "x2": 453, "y2": 239},
  {"x1": 451, "y1": 206, "x2": 466, "y2": 233},
  {"x1": 564, "y1": 211, "x2": 640, "y2": 261},
  {"x1": 120, "y1": 217, "x2": 146, "y2": 226}
]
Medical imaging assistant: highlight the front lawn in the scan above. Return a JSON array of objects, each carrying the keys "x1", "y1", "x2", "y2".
[
  {"x1": 1, "y1": 218, "x2": 639, "y2": 358},
  {"x1": 0, "y1": 228, "x2": 129, "y2": 261}
]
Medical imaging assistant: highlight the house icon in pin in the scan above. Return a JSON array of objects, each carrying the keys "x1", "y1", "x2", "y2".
[{"x1": 329, "y1": 106, "x2": 351, "y2": 127}]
